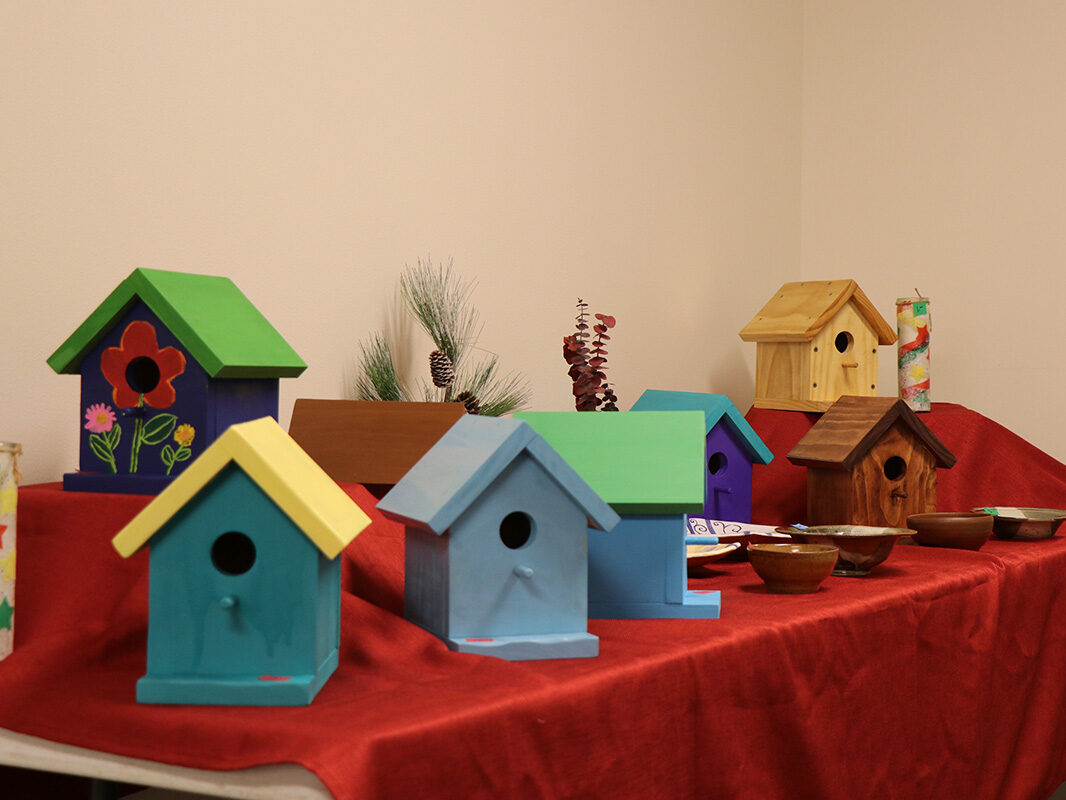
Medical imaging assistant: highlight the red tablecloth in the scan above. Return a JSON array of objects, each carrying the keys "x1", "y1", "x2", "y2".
[{"x1": 3, "y1": 403, "x2": 1066, "y2": 800}]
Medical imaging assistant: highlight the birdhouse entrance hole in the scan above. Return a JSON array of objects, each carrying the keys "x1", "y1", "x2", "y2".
[
  {"x1": 499, "y1": 512, "x2": 533, "y2": 549},
  {"x1": 211, "y1": 531, "x2": 257, "y2": 575},
  {"x1": 708, "y1": 452, "x2": 728, "y2": 475},
  {"x1": 834, "y1": 331, "x2": 854, "y2": 354},
  {"x1": 126, "y1": 356, "x2": 161, "y2": 394},
  {"x1": 883, "y1": 456, "x2": 907, "y2": 481}
]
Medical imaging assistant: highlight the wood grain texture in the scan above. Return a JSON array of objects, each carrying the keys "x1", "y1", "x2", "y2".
[
  {"x1": 288, "y1": 399, "x2": 466, "y2": 485},
  {"x1": 739, "y1": 279, "x2": 896, "y2": 344},
  {"x1": 752, "y1": 397, "x2": 834, "y2": 412},
  {"x1": 806, "y1": 421, "x2": 938, "y2": 527},
  {"x1": 750, "y1": 298, "x2": 887, "y2": 410},
  {"x1": 740, "y1": 279, "x2": 858, "y2": 342},
  {"x1": 808, "y1": 302, "x2": 879, "y2": 404},
  {"x1": 753, "y1": 341, "x2": 810, "y2": 408},
  {"x1": 787, "y1": 395, "x2": 956, "y2": 470}
]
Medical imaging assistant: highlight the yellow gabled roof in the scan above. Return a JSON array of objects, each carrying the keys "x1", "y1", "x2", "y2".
[
  {"x1": 112, "y1": 417, "x2": 371, "y2": 559},
  {"x1": 738, "y1": 279, "x2": 896, "y2": 344}
]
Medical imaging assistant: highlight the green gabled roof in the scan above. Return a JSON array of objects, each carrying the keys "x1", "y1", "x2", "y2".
[
  {"x1": 514, "y1": 411, "x2": 706, "y2": 515},
  {"x1": 47, "y1": 268, "x2": 307, "y2": 378},
  {"x1": 630, "y1": 390, "x2": 774, "y2": 465}
]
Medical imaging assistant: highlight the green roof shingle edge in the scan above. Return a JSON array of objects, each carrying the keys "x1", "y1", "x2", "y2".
[{"x1": 47, "y1": 268, "x2": 306, "y2": 378}]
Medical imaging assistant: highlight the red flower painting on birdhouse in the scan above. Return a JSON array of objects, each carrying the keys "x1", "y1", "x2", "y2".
[
  {"x1": 90, "y1": 320, "x2": 189, "y2": 474},
  {"x1": 101, "y1": 320, "x2": 186, "y2": 409}
]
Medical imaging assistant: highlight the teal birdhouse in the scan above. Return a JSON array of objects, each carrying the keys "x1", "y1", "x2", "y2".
[
  {"x1": 377, "y1": 415, "x2": 619, "y2": 661},
  {"x1": 112, "y1": 417, "x2": 371, "y2": 706}
]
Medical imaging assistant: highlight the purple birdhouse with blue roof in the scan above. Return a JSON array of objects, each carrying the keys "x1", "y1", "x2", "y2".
[
  {"x1": 47, "y1": 268, "x2": 306, "y2": 495},
  {"x1": 630, "y1": 390, "x2": 774, "y2": 523},
  {"x1": 377, "y1": 415, "x2": 619, "y2": 661}
]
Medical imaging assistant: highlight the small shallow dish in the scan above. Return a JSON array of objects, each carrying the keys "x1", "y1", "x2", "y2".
[
  {"x1": 686, "y1": 518, "x2": 792, "y2": 561},
  {"x1": 907, "y1": 512, "x2": 993, "y2": 551},
  {"x1": 747, "y1": 543, "x2": 839, "y2": 594},
  {"x1": 974, "y1": 507, "x2": 1066, "y2": 540},
  {"x1": 777, "y1": 525, "x2": 913, "y2": 576},
  {"x1": 686, "y1": 541, "x2": 742, "y2": 568}
]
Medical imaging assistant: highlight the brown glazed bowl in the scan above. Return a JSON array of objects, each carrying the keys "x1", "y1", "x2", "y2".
[
  {"x1": 907, "y1": 512, "x2": 993, "y2": 551},
  {"x1": 973, "y1": 507, "x2": 1066, "y2": 541},
  {"x1": 747, "y1": 543, "x2": 839, "y2": 594},
  {"x1": 778, "y1": 525, "x2": 913, "y2": 576}
]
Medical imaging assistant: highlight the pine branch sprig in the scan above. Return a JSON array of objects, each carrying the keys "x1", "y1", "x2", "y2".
[
  {"x1": 400, "y1": 258, "x2": 480, "y2": 368},
  {"x1": 357, "y1": 257, "x2": 531, "y2": 416},
  {"x1": 355, "y1": 333, "x2": 410, "y2": 401}
]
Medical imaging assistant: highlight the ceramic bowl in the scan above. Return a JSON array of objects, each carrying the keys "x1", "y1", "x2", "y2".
[
  {"x1": 907, "y1": 512, "x2": 993, "y2": 551},
  {"x1": 686, "y1": 541, "x2": 742, "y2": 570},
  {"x1": 778, "y1": 525, "x2": 913, "y2": 576},
  {"x1": 974, "y1": 507, "x2": 1066, "y2": 540},
  {"x1": 747, "y1": 543, "x2": 839, "y2": 594},
  {"x1": 685, "y1": 519, "x2": 792, "y2": 561}
]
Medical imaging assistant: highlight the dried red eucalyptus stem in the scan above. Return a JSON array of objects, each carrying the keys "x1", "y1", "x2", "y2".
[{"x1": 563, "y1": 299, "x2": 618, "y2": 411}]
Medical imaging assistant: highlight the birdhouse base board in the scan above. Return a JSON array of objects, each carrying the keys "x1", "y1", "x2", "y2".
[
  {"x1": 63, "y1": 471, "x2": 174, "y2": 496},
  {"x1": 447, "y1": 632, "x2": 599, "y2": 661},
  {"x1": 135, "y1": 650, "x2": 338, "y2": 706},
  {"x1": 752, "y1": 398, "x2": 834, "y2": 413},
  {"x1": 590, "y1": 590, "x2": 722, "y2": 620}
]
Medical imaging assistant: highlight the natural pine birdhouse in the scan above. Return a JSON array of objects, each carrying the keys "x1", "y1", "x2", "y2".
[
  {"x1": 377, "y1": 415, "x2": 619, "y2": 661},
  {"x1": 787, "y1": 396, "x2": 956, "y2": 528},
  {"x1": 516, "y1": 410, "x2": 718, "y2": 619},
  {"x1": 47, "y1": 268, "x2": 306, "y2": 495},
  {"x1": 739, "y1": 280, "x2": 896, "y2": 412},
  {"x1": 111, "y1": 417, "x2": 371, "y2": 705},
  {"x1": 288, "y1": 399, "x2": 467, "y2": 496},
  {"x1": 630, "y1": 389, "x2": 773, "y2": 523}
]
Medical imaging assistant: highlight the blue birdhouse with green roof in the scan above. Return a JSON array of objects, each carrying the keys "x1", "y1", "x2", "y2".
[
  {"x1": 111, "y1": 417, "x2": 371, "y2": 705},
  {"x1": 516, "y1": 410, "x2": 719, "y2": 619},
  {"x1": 377, "y1": 415, "x2": 620, "y2": 661},
  {"x1": 630, "y1": 390, "x2": 773, "y2": 523},
  {"x1": 47, "y1": 268, "x2": 306, "y2": 494}
]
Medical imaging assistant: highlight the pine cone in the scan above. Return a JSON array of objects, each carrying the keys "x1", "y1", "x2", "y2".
[
  {"x1": 456, "y1": 390, "x2": 481, "y2": 415},
  {"x1": 429, "y1": 350, "x2": 455, "y2": 388}
]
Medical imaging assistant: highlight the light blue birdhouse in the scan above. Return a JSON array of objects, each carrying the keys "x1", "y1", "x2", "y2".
[
  {"x1": 377, "y1": 415, "x2": 619, "y2": 661},
  {"x1": 516, "y1": 411, "x2": 719, "y2": 619},
  {"x1": 112, "y1": 418, "x2": 371, "y2": 706}
]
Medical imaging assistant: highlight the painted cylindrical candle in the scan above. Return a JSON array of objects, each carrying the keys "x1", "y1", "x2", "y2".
[
  {"x1": 897, "y1": 296, "x2": 931, "y2": 411},
  {"x1": 0, "y1": 442, "x2": 20, "y2": 659}
]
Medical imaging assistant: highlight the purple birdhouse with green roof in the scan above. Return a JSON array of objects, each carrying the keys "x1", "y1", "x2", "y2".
[
  {"x1": 47, "y1": 268, "x2": 306, "y2": 495},
  {"x1": 630, "y1": 390, "x2": 774, "y2": 523}
]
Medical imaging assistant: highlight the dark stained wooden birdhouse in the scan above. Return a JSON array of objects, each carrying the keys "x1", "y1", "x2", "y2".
[{"x1": 786, "y1": 395, "x2": 956, "y2": 528}]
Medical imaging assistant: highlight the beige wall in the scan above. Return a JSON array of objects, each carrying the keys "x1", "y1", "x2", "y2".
[
  {"x1": 1, "y1": 2, "x2": 802, "y2": 483},
  {"x1": 802, "y1": 0, "x2": 1066, "y2": 463},
  {"x1": 9, "y1": 2, "x2": 1066, "y2": 488}
]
